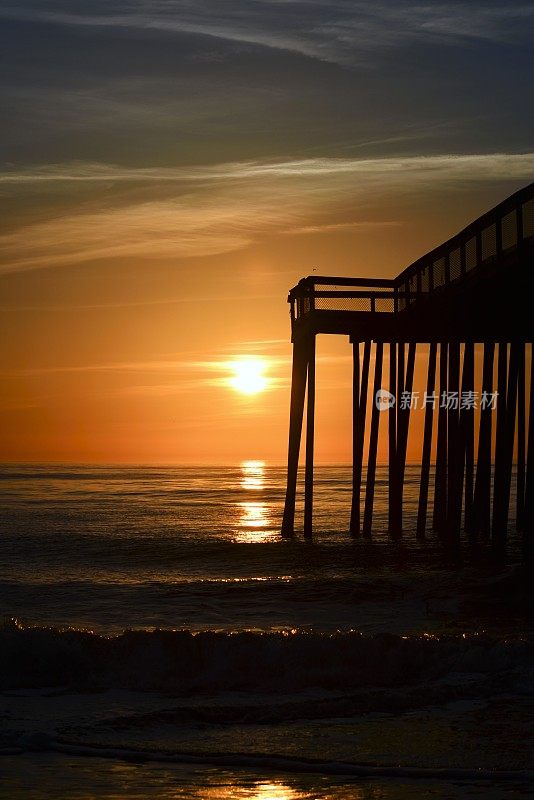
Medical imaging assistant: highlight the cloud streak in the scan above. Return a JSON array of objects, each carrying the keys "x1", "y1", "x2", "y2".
[
  {"x1": 1, "y1": 152, "x2": 533, "y2": 274},
  {"x1": 3, "y1": 2, "x2": 533, "y2": 68},
  {"x1": 286, "y1": 220, "x2": 402, "y2": 235},
  {"x1": 3, "y1": 153, "x2": 534, "y2": 186}
]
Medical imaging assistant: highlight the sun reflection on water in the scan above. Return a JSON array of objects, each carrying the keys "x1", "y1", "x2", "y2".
[
  {"x1": 202, "y1": 782, "x2": 303, "y2": 799},
  {"x1": 198, "y1": 778, "x2": 367, "y2": 799},
  {"x1": 235, "y1": 461, "x2": 276, "y2": 542},
  {"x1": 240, "y1": 501, "x2": 270, "y2": 528},
  {"x1": 249, "y1": 783, "x2": 302, "y2": 799},
  {"x1": 241, "y1": 459, "x2": 266, "y2": 491}
]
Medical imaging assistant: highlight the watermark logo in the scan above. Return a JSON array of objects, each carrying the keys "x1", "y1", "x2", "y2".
[
  {"x1": 375, "y1": 389, "x2": 396, "y2": 410},
  {"x1": 375, "y1": 390, "x2": 498, "y2": 411}
]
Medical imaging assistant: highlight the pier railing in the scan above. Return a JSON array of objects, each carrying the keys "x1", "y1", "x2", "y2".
[
  {"x1": 395, "y1": 181, "x2": 534, "y2": 311},
  {"x1": 289, "y1": 182, "x2": 534, "y2": 326},
  {"x1": 288, "y1": 277, "x2": 418, "y2": 322}
]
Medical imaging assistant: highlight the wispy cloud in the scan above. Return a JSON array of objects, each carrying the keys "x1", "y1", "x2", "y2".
[
  {"x1": 2, "y1": 2, "x2": 533, "y2": 68},
  {"x1": 0, "y1": 293, "x2": 278, "y2": 313},
  {"x1": 220, "y1": 339, "x2": 289, "y2": 354},
  {"x1": 1, "y1": 153, "x2": 533, "y2": 274},
  {"x1": 2, "y1": 359, "x2": 193, "y2": 377},
  {"x1": 4, "y1": 153, "x2": 534, "y2": 186},
  {"x1": 286, "y1": 220, "x2": 402, "y2": 235},
  {"x1": 1, "y1": 351, "x2": 351, "y2": 379},
  {"x1": 2, "y1": 353, "x2": 292, "y2": 397}
]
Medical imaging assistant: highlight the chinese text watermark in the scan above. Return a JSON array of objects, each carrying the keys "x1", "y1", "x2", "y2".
[{"x1": 375, "y1": 390, "x2": 498, "y2": 411}]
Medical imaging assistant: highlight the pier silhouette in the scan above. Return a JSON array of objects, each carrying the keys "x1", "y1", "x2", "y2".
[{"x1": 282, "y1": 183, "x2": 534, "y2": 558}]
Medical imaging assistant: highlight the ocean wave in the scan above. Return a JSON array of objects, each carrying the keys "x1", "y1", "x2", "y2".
[
  {"x1": 0, "y1": 620, "x2": 530, "y2": 693},
  {"x1": 27, "y1": 743, "x2": 534, "y2": 782}
]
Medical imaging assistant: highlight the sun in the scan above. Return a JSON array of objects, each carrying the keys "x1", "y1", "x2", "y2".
[{"x1": 228, "y1": 357, "x2": 269, "y2": 395}]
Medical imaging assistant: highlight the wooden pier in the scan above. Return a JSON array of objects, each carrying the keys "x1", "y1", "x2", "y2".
[{"x1": 281, "y1": 183, "x2": 534, "y2": 557}]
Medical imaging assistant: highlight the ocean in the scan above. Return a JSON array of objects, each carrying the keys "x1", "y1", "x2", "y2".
[{"x1": 0, "y1": 463, "x2": 532, "y2": 798}]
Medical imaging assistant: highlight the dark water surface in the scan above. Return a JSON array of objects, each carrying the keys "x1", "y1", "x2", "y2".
[{"x1": 0, "y1": 463, "x2": 531, "y2": 798}]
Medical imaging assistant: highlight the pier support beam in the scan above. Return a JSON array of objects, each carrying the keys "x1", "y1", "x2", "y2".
[
  {"x1": 281, "y1": 338, "x2": 309, "y2": 537},
  {"x1": 304, "y1": 335, "x2": 316, "y2": 538},
  {"x1": 363, "y1": 341, "x2": 383, "y2": 537},
  {"x1": 283, "y1": 329, "x2": 529, "y2": 552},
  {"x1": 516, "y1": 342, "x2": 526, "y2": 532},
  {"x1": 388, "y1": 342, "x2": 397, "y2": 534},
  {"x1": 461, "y1": 342, "x2": 475, "y2": 536},
  {"x1": 446, "y1": 341, "x2": 461, "y2": 548},
  {"x1": 492, "y1": 343, "x2": 510, "y2": 549},
  {"x1": 390, "y1": 342, "x2": 416, "y2": 538},
  {"x1": 350, "y1": 341, "x2": 371, "y2": 536},
  {"x1": 492, "y1": 342, "x2": 519, "y2": 549},
  {"x1": 417, "y1": 342, "x2": 437, "y2": 539},
  {"x1": 525, "y1": 346, "x2": 534, "y2": 563},
  {"x1": 433, "y1": 342, "x2": 448, "y2": 537},
  {"x1": 473, "y1": 342, "x2": 495, "y2": 538}
]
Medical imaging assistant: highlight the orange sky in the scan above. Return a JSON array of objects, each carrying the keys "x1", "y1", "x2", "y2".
[
  {"x1": 1, "y1": 3, "x2": 534, "y2": 463},
  {"x1": 2, "y1": 176, "x2": 532, "y2": 465}
]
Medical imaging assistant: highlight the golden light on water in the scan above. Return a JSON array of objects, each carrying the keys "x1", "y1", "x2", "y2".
[
  {"x1": 198, "y1": 781, "x2": 303, "y2": 799},
  {"x1": 228, "y1": 357, "x2": 269, "y2": 395},
  {"x1": 235, "y1": 499, "x2": 276, "y2": 542},
  {"x1": 240, "y1": 501, "x2": 270, "y2": 528},
  {"x1": 250, "y1": 784, "x2": 301, "y2": 799},
  {"x1": 240, "y1": 461, "x2": 268, "y2": 525},
  {"x1": 235, "y1": 460, "x2": 276, "y2": 542},
  {"x1": 241, "y1": 459, "x2": 266, "y2": 490}
]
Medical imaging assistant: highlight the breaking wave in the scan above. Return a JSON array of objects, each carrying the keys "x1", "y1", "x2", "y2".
[{"x1": 1, "y1": 621, "x2": 530, "y2": 694}]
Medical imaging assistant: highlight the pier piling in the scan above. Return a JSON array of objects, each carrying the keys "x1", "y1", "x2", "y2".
[
  {"x1": 362, "y1": 341, "x2": 383, "y2": 537},
  {"x1": 304, "y1": 335, "x2": 316, "y2": 538},
  {"x1": 433, "y1": 342, "x2": 448, "y2": 537},
  {"x1": 350, "y1": 341, "x2": 371, "y2": 535},
  {"x1": 416, "y1": 342, "x2": 437, "y2": 539},
  {"x1": 281, "y1": 339, "x2": 308, "y2": 537}
]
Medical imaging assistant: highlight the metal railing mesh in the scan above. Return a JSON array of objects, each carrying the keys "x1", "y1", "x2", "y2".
[
  {"x1": 433, "y1": 257, "x2": 446, "y2": 288},
  {"x1": 315, "y1": 296, "x2": 373, "y2": 312},
  {"x1": 449, "y1": 248, "x2": 461, "y2": 282},
  {"x1": 524, "y1": 199, "x2": 534, "y2": 238},
  {"x1": 481, "y1": 224, "x2": 496, "y2": 261},
  {"x1": 502, "y1": 210, "x2": 517, "y2": 251},
  {"x1": 465, "y1": 236, "x2": 477, "y2": 271}
]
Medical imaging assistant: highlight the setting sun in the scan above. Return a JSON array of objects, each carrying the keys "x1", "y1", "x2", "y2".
[{"x1": 228, "y1": 358, "x2": 269, "y2": 395}]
